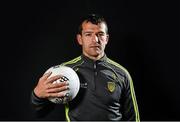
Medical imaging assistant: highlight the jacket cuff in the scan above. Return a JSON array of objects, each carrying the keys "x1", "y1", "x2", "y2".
[{"x1": 31, "y1": 91, "x2": 49, "y2": 105}]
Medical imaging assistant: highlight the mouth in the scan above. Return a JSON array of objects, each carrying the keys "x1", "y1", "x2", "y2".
[{"x1": 90, "y1": 45, "x2": 101, "y2": 48}]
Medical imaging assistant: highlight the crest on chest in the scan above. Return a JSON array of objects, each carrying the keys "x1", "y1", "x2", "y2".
[{"x1": 107, "y1": 82, "x2": 116, "y2": 93}]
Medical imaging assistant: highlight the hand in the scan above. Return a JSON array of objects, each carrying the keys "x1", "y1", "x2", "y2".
[{"x1": 34, "y1": 72, "x2": 69, "y2": 99}]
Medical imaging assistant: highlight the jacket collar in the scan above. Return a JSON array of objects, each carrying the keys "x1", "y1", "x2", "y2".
[{"x1": 81, "y1": 54, "x2": 107, "y2": 65}]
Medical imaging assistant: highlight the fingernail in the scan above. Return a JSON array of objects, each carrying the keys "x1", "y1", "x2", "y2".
[{"x1": 44, "y1": 72, "x2": 51, "y2": 75}]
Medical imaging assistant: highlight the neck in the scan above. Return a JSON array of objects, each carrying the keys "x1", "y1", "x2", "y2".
[{"x1": 83, "y1": 52, "x2": 104, "y2": 61}]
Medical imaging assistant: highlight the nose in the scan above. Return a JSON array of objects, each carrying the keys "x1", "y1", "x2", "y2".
[{"x1": 92, "y1": 34, "x2": 99, "y2": 43}]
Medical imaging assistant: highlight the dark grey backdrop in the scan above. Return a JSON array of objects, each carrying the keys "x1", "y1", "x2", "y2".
[{"x1": 1, "y1": 0, "x2": 179, "y2": 121}]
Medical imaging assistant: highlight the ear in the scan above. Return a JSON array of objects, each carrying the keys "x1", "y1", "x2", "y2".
[
  {"x1": 76, "y1": 34, "x2": 82, "y2": 45},
  {"x1": 105, "y1": 34, "x2": 109, "y2": 44}
]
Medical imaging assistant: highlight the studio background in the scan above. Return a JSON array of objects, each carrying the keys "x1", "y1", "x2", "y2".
[{"x1": 1, "y1": 0, "x2": 179, "y2": 120}]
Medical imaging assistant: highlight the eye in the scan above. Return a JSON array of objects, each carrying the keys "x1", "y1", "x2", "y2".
[
  {"x1": 97, "y1": 33, "x2": 105, "y2": 37},
  {"x1": 84, "y1": 33, "x2": 92, "y2": 37}
]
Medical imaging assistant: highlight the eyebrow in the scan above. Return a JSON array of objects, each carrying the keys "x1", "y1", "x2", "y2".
[
  {"x1": 83, "y1": 31, "x2": 105, "y2": 34},
  {"x1": 83, "y1": 31, "x2": 93, "y2": 34}
]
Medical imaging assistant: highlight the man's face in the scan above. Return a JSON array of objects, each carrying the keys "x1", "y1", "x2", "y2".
[{"x1": 77, "y1": 21, "x2": 109, "y2": 60}]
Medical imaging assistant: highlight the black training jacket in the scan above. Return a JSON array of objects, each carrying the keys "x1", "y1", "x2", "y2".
[{"x1": 31, "y1": 54, "x2": 140, "y2": 121}]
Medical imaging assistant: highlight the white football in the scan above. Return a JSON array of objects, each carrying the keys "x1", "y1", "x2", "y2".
[{"x1": 45, "y1": 65, "x2": 80, "y2": 104}]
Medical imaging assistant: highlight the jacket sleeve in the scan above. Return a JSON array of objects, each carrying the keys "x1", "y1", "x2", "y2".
[
  {"x1": 121, "y1": 73, "x2": 140, "y2": 122},
  {"x1": 31, "y1": 91, "x2": 55, "y2": 118}
]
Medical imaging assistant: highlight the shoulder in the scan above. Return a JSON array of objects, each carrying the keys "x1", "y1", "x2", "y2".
[
  {"x1": 106, "y1": 58, "x2": 132, "y2": 81},
  {"x1": 46, "y1": 56, "x2": 82, "y2": 72},
  {"x1": 60, "y1": 56, "x2": 83, "y2": 68}
]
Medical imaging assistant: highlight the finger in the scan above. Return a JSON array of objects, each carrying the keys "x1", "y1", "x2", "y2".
[
  {"x1": 46, "y1": 85, "x2": 69, "y2": 93},
  {"x1": 47, "y1": 91, "x2": 68, "y2": 98},
  {"x1": 45, "y1": 75, "x2": 62, "y2": 84},
  {"x1": 41, "y1": 72, "x2": 52, "y2": 81},
  {"x1": 48, "y1": 81, "x2": 68, "y2": 89}
]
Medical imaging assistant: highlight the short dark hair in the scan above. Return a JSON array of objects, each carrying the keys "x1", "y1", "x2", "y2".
[{"x1": 78, "y1": 14, "x2": 108, "y2": 34}]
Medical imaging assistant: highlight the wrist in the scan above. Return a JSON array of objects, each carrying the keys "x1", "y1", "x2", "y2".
[{"x1": 33, "y1": 87, "x2": 41, "y2": 98}]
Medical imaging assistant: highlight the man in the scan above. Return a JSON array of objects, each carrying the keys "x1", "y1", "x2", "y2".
[{"x1": 31, "y1": 14, "x2": 140, "y2": 121}]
